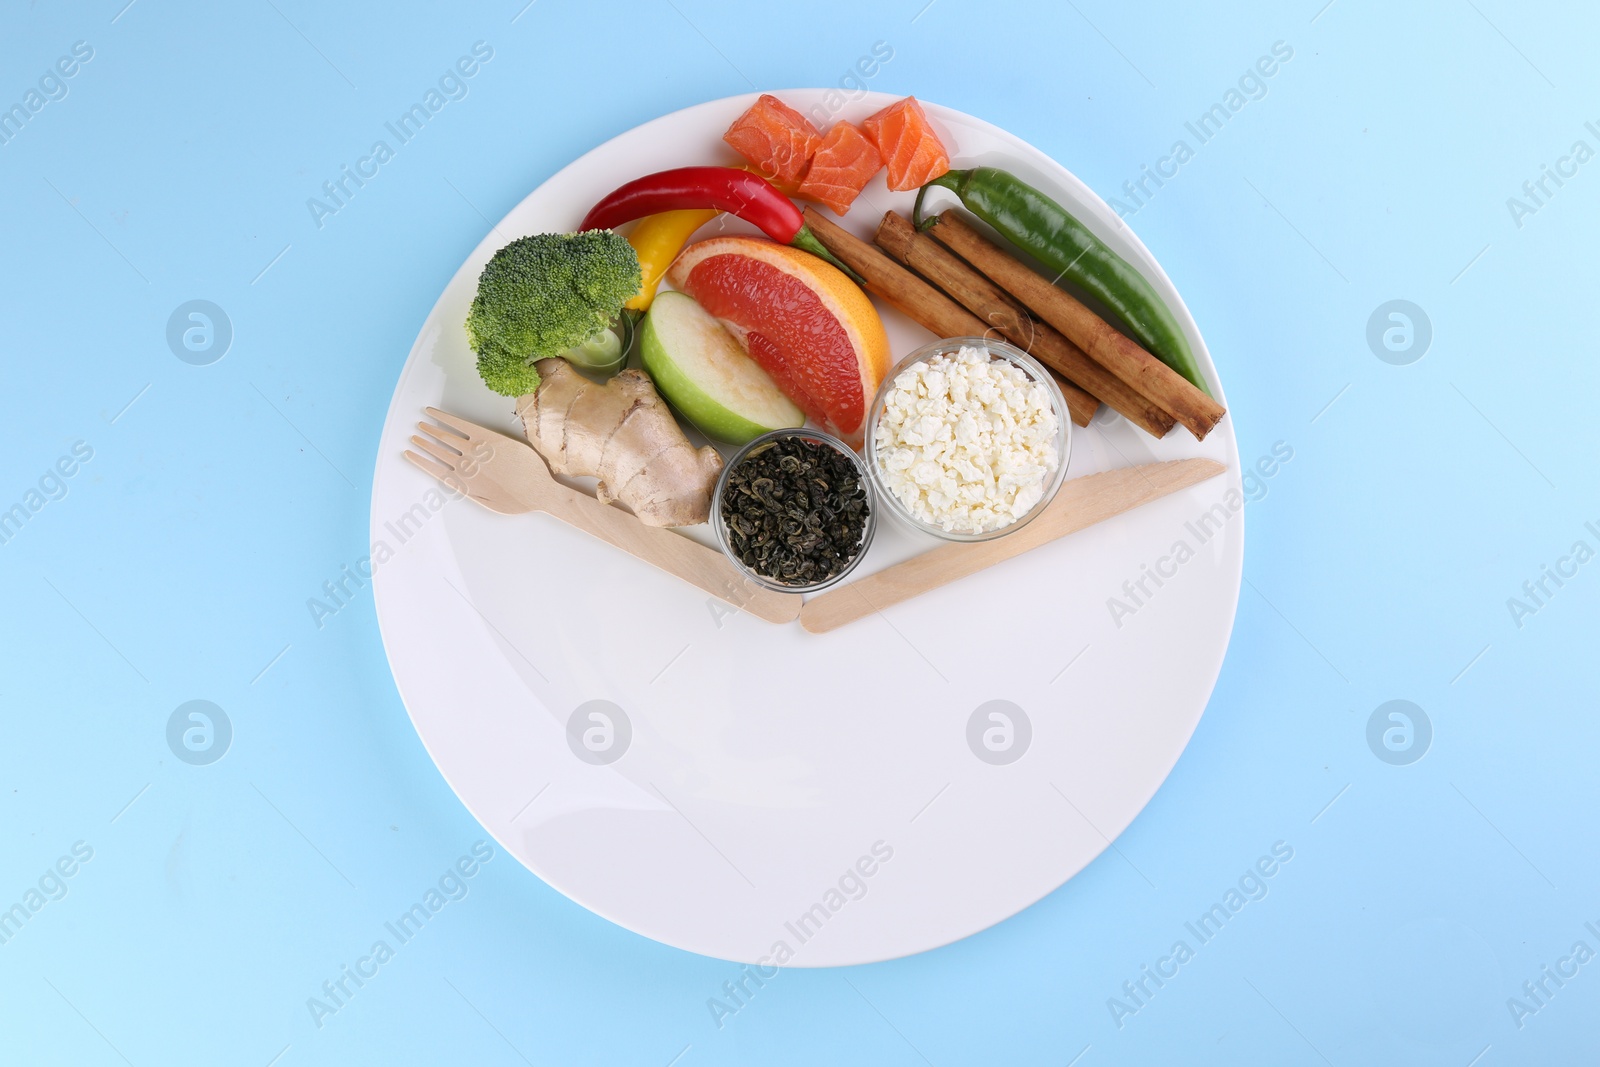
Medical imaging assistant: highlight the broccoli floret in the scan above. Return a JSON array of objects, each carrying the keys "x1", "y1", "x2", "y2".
[{"x1": 465, "y1": 231, "x2": 641, "y2": 396}]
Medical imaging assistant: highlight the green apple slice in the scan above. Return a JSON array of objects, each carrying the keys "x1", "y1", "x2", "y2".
[{"x1": 640, "y1": 291, "x2": 805, "y2": 443}]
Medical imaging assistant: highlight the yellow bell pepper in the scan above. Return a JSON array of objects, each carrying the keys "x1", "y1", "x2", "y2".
[{"x1": 623, "y1": 208, "x2": 718, "y2": 312}]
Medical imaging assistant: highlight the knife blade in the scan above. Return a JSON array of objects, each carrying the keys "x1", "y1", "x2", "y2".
[{"x1": 799, "y1": 458, "x2": 1228, "y2": 634}]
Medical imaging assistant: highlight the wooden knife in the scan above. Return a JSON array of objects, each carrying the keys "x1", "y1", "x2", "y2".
[{"x1": 799, "y1": 458, "x2": 1227, "y2": 634}]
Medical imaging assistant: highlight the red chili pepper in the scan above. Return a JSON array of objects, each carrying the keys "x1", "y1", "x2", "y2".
[{"x1": 580, "y1": 166, "x2": 861, "y2": 281}]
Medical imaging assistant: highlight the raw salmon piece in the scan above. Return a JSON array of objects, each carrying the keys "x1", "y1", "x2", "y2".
[
  {"x1": 796, "y1": 122, "x2": 883, "y2": 215},
  {"x1": 723, "y1": 95, "x2": 823, "y2": 187},
  {"x1": 860, "y1": 96, "x2": 950, "y2": 192}
]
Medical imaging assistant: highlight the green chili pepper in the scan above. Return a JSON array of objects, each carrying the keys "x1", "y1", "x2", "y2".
[{"x1": 914, "y1": 167, "x2": 1210, "y2": 396}]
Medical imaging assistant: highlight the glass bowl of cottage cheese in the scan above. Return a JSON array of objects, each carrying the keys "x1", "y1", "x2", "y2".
[{"x1": 865, "y1": 337, "x2": 1071, "y2": 542}]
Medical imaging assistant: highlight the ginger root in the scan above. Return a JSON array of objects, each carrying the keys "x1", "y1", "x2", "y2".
[{"x1": 516, "y1": 358, "x2": 723, "y2": 527}]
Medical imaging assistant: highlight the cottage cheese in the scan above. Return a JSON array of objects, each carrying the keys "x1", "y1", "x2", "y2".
[{"x1": 873, "y1": 346, "x2": 1060, "y2": 534}]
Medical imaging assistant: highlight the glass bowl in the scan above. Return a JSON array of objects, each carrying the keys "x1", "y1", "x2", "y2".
[
  {"x1": 710, "y1": 428, "x2": 877, "y2": 594},
  {"x1": 865, "y1": 336, "x2": 1072, "y2": 543}
]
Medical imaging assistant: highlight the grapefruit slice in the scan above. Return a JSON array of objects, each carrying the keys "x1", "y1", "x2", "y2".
[
  {"x1": 667, "y1": 236, "x2": 889, "y2": 446},
  {"x1": 861, "y1": 96, "x2": 950, "y2": 192},
  {"x1": 723, "y1": 95, "x2": 823, "y2": 187},
  {"x1": 796, "y1": 122, "x2": 883, "y2": 215}
]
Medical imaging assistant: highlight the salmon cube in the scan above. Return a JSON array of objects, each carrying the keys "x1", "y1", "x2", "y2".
[
  {"x1": 860, "y1": 96, "x2": 950, "y2": 192},
  {"x1": 796, "y1": 122, "x2": 883, "y2": 215},
  {"x1": 723, "y1": 94, "x2": 824, "y2": 186}
]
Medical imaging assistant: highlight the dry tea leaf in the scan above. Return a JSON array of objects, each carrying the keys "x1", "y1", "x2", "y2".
[{"x1": 720, "y1": 437, "x2": 868, "y2": 587}]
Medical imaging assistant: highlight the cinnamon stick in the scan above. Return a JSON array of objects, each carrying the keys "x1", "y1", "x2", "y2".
[
  {"x1": 873, "y1": 212, "x2": 1176, "y2": 439},
  {"x1": 927, "y1": 212, "x2": 1225, "y2": 441},
  {"x1": 802, "y1": 208, "x2": 1098, "y2": 427}
]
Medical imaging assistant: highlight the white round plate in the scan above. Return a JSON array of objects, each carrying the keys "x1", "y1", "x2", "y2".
[{"x1": 372, "y1": 91, "x2": 1242, "y2": 966}]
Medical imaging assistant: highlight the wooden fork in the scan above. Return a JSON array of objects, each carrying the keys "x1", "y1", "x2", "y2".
[{"x1": 404, "y1": 407, "x2": 802, "y2": 625}]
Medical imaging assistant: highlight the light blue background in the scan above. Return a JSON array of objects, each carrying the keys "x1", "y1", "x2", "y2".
[{"x1": 3, "y1": 0, "x2": 1596, "y2": 1063}]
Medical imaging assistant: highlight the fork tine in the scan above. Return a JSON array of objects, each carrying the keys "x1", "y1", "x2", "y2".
[
  {"x1": 403, "y1": 449, "x2": 458, "y2": 484},
  {"x1": 416, "y1": 419, "x2": 469, "y2": 450},
  {"x1": 410, "y1": 434, "x2": 466, "y2": 469},
  {"x1": 423, "y1": 407, "x2": 481, "y2": 438},
  {"x1": 411, "y1": 427, "x2": 465, "y2": 462}
]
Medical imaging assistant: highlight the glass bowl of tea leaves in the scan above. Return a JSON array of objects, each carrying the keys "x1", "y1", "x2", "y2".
[{"x1": 711, "y1": 428, "x2": 877, "y2": 594}]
